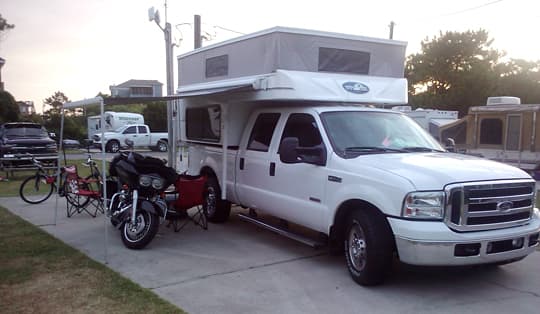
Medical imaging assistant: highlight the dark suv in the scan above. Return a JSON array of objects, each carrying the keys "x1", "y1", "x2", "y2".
[{"x1": 0, "y1": 122, "x2": 58, "y2": 170}]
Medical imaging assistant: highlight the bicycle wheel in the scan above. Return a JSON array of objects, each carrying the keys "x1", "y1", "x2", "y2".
[{"x1": 19, "y1": 175, "x2": 54, "y2": 204}]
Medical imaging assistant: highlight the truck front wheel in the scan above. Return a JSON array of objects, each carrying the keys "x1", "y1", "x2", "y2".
[
  {"x1": 344, "y1": 209, "x2": 393, "y2": 286},
  {"x1": 203, "y1": 177, "x2": 231, "y2": 223},
  {"x1": 106, "y1": 140, "x2": 120, "y2": 153}
]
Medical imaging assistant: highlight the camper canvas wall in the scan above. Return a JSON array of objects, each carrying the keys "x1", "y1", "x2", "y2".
[{"x1": 87, "y1": 111, "x2": 144, "y2": 139}]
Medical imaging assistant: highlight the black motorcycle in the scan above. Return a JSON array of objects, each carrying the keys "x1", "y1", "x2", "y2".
[{"x1": 108, "y1": 151, "x2": 178, "y2": 249}]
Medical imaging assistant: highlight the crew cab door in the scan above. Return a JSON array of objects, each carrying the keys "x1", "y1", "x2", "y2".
[
  {"x1": 137, "y1": 125, "x2": 151, "y2": 146},
  {"x1": 122, "y1": 126, "x2": 139, "y2": 146},
  {"x1": 237, "y1": 111, "x2": 328, "y2": 232}
]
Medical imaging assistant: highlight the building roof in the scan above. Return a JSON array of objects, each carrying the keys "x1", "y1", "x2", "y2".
[{"x1": 112, "y1": 79, "x2": 163, "y2": 88}]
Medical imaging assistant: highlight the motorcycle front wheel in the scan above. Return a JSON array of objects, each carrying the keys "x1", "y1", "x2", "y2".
[{"x1": 121, "y1": 210, "x2": 159, "y2": 249}]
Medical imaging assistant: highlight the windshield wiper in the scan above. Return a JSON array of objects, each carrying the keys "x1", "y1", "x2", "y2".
[
  {"x1": 344, "y1": 146, "x2": 406, "y2": 155},
  {"x1": 402, "y1": 146, "x2": 445, "y2": 153}
]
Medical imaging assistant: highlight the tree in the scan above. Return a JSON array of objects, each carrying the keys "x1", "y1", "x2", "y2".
[
  {"x1": 406, "y1": 30, "x2": 501, "y2": 115},
  {"x1": 142, "y1": 102, "x2": 167, "y2": 132},
  {"x1": 0, "y1": 90, "x2": 20, "y2": 123},
  {"x1": 495, "y1": 59, "x2": 540, "y2": 104},
  {"x1": 0, "y1": 14, "x2": 15, "y2": 41},
  {"x1": 43, "y1": 91, "x2": 70, "y2": 116}
]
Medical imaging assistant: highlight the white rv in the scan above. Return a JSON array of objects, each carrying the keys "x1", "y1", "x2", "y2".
[
  {"x1": 392, "y1": 106, "x2": 458, "y2": 141},
  {"x1": 175, "y1": 27, "x2": 539, "y2": 286},
  {"x1": 87, "y1": 111, "x2": 144, "y2": 139}
]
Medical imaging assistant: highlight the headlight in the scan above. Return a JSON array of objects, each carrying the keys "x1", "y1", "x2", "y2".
[
  {"x1": 139, "y1": 175, "x2": 152, "y2": 187},
  {"x1": 402, "y1": 191, "x2": 445, "y2": 220},
  {"x1": 151, "y1": 177, "x2": 164, "y2": 190}
]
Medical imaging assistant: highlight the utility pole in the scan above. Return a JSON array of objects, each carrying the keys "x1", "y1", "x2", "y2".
[
  {"x1": 389, "y1": 21, "x2": 395, "y2": 39},
  {"x1": 194, "y1": 15, "x2": 202, "y2": 49},
  {"x1": 148, "y1": 3, "x2": 176, "y2": 167}
]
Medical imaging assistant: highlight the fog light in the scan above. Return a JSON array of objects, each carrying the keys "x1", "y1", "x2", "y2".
[
  {"x1": 529, "y1": 233, "x2": 539, "y2": 246},
  {"x1": 511, "y1": 238, "x2": 524, "y2": 249}
]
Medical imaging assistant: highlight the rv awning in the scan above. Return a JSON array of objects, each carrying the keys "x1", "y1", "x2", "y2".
[{"x1": 177, "y1": 76, "x2": 261, "y2": 97}]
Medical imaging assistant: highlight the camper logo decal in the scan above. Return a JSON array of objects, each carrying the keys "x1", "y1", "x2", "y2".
[{"x1": 342, "y1": 82, "x2": 370, "y2": 94}]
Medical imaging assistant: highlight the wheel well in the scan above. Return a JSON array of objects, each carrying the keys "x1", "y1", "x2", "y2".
[
  {"x1": 158, "y1": 139, "x2": 168, "y2": 143},
  {"x1": 330, "y1": 199, "x2": 395, "y2": 251},
  {"x1": 200, "y1": 166, "x2": 216, "y2": 178}
]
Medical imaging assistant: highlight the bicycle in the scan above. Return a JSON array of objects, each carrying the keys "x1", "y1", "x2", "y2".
[{"x1": 18, "y1": 153, "x2": 102, "y2": 205}]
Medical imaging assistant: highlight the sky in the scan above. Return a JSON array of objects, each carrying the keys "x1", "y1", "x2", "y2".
[{"x1": 1, "y1": 0, "x2": 539, "y2": 112}]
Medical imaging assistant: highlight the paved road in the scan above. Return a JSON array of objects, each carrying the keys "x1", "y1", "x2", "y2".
[
  {"x1": 62, "y1": 148, "x2": 167, "y2": 161},
  {"x1": 3, "y1": 196, "x2": 540, "y2": 314}
]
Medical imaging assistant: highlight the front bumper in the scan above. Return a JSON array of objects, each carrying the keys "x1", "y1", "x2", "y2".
[{"x1": 388, "y1": 210, "x2": 540, "y2": 266}]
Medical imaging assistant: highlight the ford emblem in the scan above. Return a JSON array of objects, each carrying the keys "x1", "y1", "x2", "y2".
[
  {"x1": 496, "y1": 201, "x2": 514, "y2": 211},
  {"x1": 342, "y1": 82, "x2": 370, "y2": 94}
]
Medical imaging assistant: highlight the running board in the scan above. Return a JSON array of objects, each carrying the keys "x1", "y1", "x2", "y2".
[{"x1": 237, "y1": 213, "x2": 325, "y2": 249}]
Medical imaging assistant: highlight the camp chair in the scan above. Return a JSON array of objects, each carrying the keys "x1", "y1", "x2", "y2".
[{"x1": 64, "y1": 165, "x2": 104, "y2": 218}]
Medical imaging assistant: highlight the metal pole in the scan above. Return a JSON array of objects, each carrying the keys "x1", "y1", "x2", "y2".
[
  {"x1": 389, "y1": 21, "x2": 395, "y2": 39},
  {"x1": 194, "y1": 15, "x2": 202, "y2": 49},
  {"x1": 165, "y1": 22, "x2": 176, "y2": 168}
]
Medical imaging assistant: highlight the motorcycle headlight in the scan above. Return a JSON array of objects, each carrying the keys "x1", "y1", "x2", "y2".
[
  {"x1": 139, "y1": 175, "x2": 152, "y2": 187},
  {"x1": 151, "y1": 177, "x2": 164, "y2": 190},
  {"x1": 402, "y1": 191, "x2": 445, "y2": 220}
]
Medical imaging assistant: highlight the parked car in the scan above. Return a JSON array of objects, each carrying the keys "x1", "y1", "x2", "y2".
[
  {"x1": 0, "y1": 122, "x2": 58, "y2": 169},
  {"x1": 61, "y1": 139, "x2": 81, "y2": 149}
]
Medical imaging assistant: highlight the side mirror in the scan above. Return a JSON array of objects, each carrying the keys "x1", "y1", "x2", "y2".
[
  {"x1": 445, "y1": 137, "x2": 456, "y2": 152},
  {"x1": 279, "y1": 137, "x2": 301, "y2": 164},
  {"x1": 279, "y1": 137, "x2": 326, "y2": 166}
]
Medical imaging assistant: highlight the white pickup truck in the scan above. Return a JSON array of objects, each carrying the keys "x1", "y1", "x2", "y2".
[
  {"x1": 175, "y1": 27, "x2": 540, "y2": 286},
  {"x1": 92, "y1": 124, "x2": 168, "y2": 153}
]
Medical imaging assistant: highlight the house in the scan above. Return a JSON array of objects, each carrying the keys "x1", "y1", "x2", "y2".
[
  {"x1": 109, "y1": 79, "x2": 163, "y2": 97},
  {"x1": 17, "y1": 101, "x2": 36, "y2": 115}
]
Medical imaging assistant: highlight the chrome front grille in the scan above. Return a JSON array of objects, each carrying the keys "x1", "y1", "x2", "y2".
[{"x1": 445, "y1": 180, "x2": 536, "y2": 232}]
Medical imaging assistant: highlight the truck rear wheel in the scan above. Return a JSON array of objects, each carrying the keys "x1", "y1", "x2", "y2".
[
  {"x1": 157, "y1": 140, "x2": 168, "y2": 152},
  {"x1": 203, "y1": 177, "x2": 231, "y2": 223},
  {"x1": 344, "y1": 209, "x2": 393, "y2": 286}
]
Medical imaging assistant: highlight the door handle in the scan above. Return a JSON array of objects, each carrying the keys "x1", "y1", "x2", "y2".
[
  {"x1": 269, "y1": 162, "x2": 276, "y2": 176},
  {"x1": 239, "y1": 158, "x2": 245, "y2": 170}
]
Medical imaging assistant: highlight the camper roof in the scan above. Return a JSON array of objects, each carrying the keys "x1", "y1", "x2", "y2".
[{"x1": 178, "y1": 26, "x2": 407, "y2": 87}]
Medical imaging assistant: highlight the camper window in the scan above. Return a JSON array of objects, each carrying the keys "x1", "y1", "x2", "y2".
[
  {"x1": 480, "y1": 118, "x2": 503, "y2": 145},
  {"x1": 318, "y1": 47, "x2": 370, "y2": 74},
  {"x1": 206, "y1": 55, "x2": 229, "y2": 78},
  {"x1": 186, "y1": 105, "x2": 221, "y2": 142},
  {"x1": 247, "y1": 113, "x2": 281, "y2": 152}
]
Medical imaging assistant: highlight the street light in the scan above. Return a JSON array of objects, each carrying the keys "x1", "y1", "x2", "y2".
[{"x1": 149, "y1": 6, "x2": 176, "y2": 168}]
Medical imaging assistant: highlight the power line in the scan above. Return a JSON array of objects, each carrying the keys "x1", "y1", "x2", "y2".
[{"x1": 440, "y1": 0, "x2": 505, "y2": 17}]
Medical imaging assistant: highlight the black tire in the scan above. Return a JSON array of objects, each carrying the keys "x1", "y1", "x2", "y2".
[
  {"x1": 121, "y1": 210, "x2": 159, "y2": 249},
  {"x1": 19, "y1": 175, "x2": 54, "y2": 204},
  {"x1": 203, "y1": 176, "x2": 231, "y2": 223},
  {"x1": 157, "y1": 140, "x2": 168, "y2": 152},
  {"x1": 106, "y1": 140, "x2": 120, "y2": 153},
  {"x1": 344, "y1": 209, "x2": 394, "y2": 286}
]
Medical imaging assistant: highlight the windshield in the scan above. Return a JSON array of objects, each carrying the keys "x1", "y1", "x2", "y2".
[
  {"x1": 4, "y1": 125, "x2": 49, "y2": 138},
  {"x1": 320, "y1": 111, "x2": 444, "y2": 158}
]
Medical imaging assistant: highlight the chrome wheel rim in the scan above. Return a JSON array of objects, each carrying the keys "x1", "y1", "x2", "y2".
[
  {"x1": 124, "y1": 212, "x2": 151, "y2": 242},
  {"x1": 348, "y1": 221, "x2": 367, "y2": 272}
]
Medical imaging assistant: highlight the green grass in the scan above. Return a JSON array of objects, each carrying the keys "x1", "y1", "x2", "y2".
[{"x1": 0, "y1": 206, "x2": 184, "y2": 314}]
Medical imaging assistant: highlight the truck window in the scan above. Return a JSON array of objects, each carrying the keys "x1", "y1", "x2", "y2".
[
  {"x1": 138, "y1": 126, "x2": 148, "y2": 134},
  {"x1": 186, "y1": 105, "x2": 221, "y2": 142},
  {"x1": 123, "y1": 126, "x2": 137, "y2": 134},
  {"x1": 247, "y1": 113, "x2": 280, "y2": 152},
  {"x1": 280, "y1": 113, "x2": 323, "y2": 148}
]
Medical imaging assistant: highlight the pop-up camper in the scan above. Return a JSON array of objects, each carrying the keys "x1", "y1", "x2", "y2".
[{"x1": 440, "y1": 96, "x2": 540, "y2": 171}]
